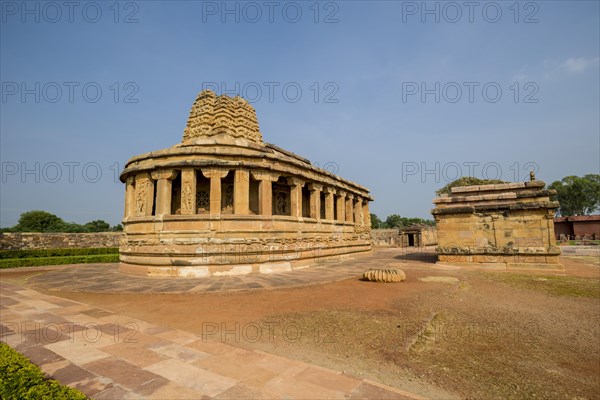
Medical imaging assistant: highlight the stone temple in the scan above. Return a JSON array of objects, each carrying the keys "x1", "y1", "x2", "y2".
[
  {"x1": 432, "y1": 181, "x2": 561, "y2": 269},
  {"x1": 119, "y1": 90, "x2": 373, "y2": 277}
]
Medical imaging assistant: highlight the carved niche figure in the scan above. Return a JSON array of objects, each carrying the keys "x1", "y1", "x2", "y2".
[
  {"x1": 136, "y1": 181, "x2": 147, "y2": 216},
  {"x1": 272, "y1": 182, "x2": 290, "y2": 215},
  {"x1": 181, "y1": 182, "x2": 192, "y2": 213},
  {"x1": 222, "y1": 183, "x2": 234, "y2": 213}
]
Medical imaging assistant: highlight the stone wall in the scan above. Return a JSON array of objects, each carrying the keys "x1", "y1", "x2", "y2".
[
  {"x1": 0, "y1": 232, "x2": 122, "y2": 250},
  {"x1": 373, "y1": 227, "x2": 438, "y2": 247},
  {"x1": 421, "y1": 226, "x2": 438, "y2": 246},
  {"x1": 372, "y1": 229, "x2": 401, "y2": 247}
]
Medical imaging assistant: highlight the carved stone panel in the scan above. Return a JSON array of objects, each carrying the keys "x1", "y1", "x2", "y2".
[
  {"x1": 135, "y1": 180, "x2": 147, "y2": 216},
  {"x1": 180, "y1": 169, "x2": 196, "y2": 215},
  {"x1": 273, "y1": 183, "x2": 291, "y2": 216},
  {"x1": 197, "y1": 190, "x2": 210, "y2": 213}
]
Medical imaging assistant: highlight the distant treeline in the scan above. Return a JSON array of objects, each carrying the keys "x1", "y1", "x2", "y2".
[
  {"x1": 370, "y1": 214, "x2": 435, "y2": 229},
  {"x1": 1, "y1": 210, "x2": 122, "y2": 233}
]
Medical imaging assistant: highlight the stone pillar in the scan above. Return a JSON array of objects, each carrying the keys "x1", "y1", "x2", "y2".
[
  {"x1": 202, "y1": 168, "x2": 229, "y2": 216},
  {"x1": 251, "y1": 171, "x2": 278, "y2": 216},
  {"x1": 363, "y1": 201, "x2": 370, "y2": 229},
  {"x1": 346, "y1": 193, "x2": 354, "y2": 223},
  {"x1": 336, "y1": 191, "x2": 346, "y2": 222},
  {"x1": 324, "y1": 187, "x2": 335, "y2": 220},
  {"x1": 354, "y1": 196, "x2": 362, "y2": 226},
  {"x1": 259, "y1": 180, "x2": 272, "y2": 216},
  {"x1": 151, "y1": 170, "x2": 178, "y2": 216},
  {"x1": 180, "y1": 168, "x2": 197, "y2": 215},
  {"x1": 134, "y1": 172, "x2": 154, "y2": 217},
  {"x1": 124, "y1": 176, "x2": 135, "y2": 218},
  {"x1": 287, "y1": 178, "x2": 305, "y2": 218},
  {"x1": 308, "y1": 183, "x2": 322, "y2": 220},
  {"x1": 234, "y1": 169, "x2": 250, "y2": 215}
]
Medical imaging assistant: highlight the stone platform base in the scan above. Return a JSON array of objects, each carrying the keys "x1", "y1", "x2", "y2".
[
  {"x1": 119, "y1": 250, "x2": 372, "y2": 278},
  {"x1": 435, "y1": 261, "x2": 564, "y2": 271},
  {"x1": 437, "y1": 254, "x2": 560, "y2": 264}
]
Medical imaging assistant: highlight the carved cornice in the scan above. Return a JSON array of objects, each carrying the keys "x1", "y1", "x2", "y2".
[
  {"x1": 287, "y1": 177, "x2": 305, "y2": 187},
  {"x1": 201, "y1": 167, "x2": 230, "y2": 179},
  {"x1": 251, "y1": 170, "x2": 279, "y2": 182},
  {"x1": 151, "y1": 170, "x2": 178, "y2": 180}
]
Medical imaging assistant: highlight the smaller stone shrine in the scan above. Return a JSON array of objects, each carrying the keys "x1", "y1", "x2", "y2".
[{"x1": 432, "y1": 180, "x2": 561, "y2": 269}]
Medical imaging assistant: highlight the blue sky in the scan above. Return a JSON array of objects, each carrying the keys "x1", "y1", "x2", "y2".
[{"x1": 1, "y1": 0, "x2": 599, "y2": 227}]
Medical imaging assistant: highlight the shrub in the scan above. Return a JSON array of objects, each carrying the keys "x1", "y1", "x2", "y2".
[
  {"x1": 0, "y1": 248, "x2": 119, "y2": 260},
  {"x1": 0, "y1": 254, "x2": 119, "y2": 269},
  {"x1": 436, "y1": 177, "x2": 507, "y2": 195},
  {"x1": 0, "y1": 343, "x2": 87, "y2": 399}
]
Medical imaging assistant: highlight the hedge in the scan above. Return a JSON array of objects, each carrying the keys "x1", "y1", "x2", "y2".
[
  {"x1": 0, "y1": 343, "x2": 87, "y2": 399},
  {"x1": 0, "y1": 254, "x2": 120, "y2": 269},
  {"x1": 0, "y1": 247, "x2": 119, "y2": 260}
]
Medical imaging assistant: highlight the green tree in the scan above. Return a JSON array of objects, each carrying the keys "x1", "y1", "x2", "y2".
[
  {"x1": 62, "y1": 222, "x2": 86, "y2": 233},
  {"x1": 84, "y1": 220, "x2": 111, "y2": 232},
  {"x1": 13, "y1": 211, "x2": 65, "y2": 232},
  {"x1": 383, "y1": 215, "x2": 436, "y2": 228},
  {"x1": 421, "y1": 219, "x2": 436, "y2": 227},
  {"x1": 400, "y1": 217, "x2": 435, "y2": 227},
  {"x1": 436, "y1": 177, "x2": 506, "y2": 195},
  {"x1": 549, "y1": 174, "x2": 600, "y2": 216},
  {"x1": 384, "y1": 214, "x2": 403, "y2": 228},
  {"x1": 111, "y1": 224, "x2": 123, "y2": 232},
  {"x1": 370, "y1": 213, "x2": 383, "y2": 229}
]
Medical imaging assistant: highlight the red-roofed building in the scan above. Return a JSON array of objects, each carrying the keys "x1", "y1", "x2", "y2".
[{"x1": 554, "y1": 215, "x2": 600, "y2": 240}]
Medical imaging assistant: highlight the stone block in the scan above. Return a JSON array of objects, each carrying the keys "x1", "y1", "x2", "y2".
[
  {"x1": 177, "y1": 266, "x2": 211, "y2": 278},
  {"x1": 259, "y1": 262, "x2": 292, "y2": 274},
  {"x1": 212, "y1": 265, "x2": 253, "y2": 276}
]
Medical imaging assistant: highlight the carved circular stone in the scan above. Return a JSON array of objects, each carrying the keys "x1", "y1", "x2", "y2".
[{"x1": 362, "y1": 268, "x2": 406, "y2": 283}]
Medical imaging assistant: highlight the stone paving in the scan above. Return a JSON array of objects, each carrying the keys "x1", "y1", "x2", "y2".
[
  {"x1": 559, "y1": 245, "x2": 600, "y2": 256},
  {"x1": 0, "y1": 250, "x2": 431, "y2": 399},
  {"x1": 26, "y1": 248, "x2": 437, "y2": 294}
]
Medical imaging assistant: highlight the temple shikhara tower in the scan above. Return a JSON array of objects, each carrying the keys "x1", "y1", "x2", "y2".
[{"x1": 119, "y1": 90, "x2": 373, "y2": 277}]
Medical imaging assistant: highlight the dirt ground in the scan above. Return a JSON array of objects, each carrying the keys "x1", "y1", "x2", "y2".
[{"x1": 5, "y1": 253, "x2": 600, "y2": 399}]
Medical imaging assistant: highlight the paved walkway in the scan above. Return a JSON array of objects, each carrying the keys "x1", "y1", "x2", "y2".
[
  {"x1": 26, "y1": 248, "x2": 437, "y2": 294},
  {"x1": 0, "y1": 279, "x2": 425, "y2": 399},
  {"x1": 559, "y1": 245, "x2": 600, "y2": 256}
]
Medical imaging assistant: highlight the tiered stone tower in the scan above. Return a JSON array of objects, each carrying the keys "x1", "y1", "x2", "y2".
[{"x1": 182, "y1": 90, "x2": 263, "y2": 144}]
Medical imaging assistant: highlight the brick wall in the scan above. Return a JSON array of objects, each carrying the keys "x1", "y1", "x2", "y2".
[{"x1": 0, "y1": 232, "x2": 122, "y2": 250}]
